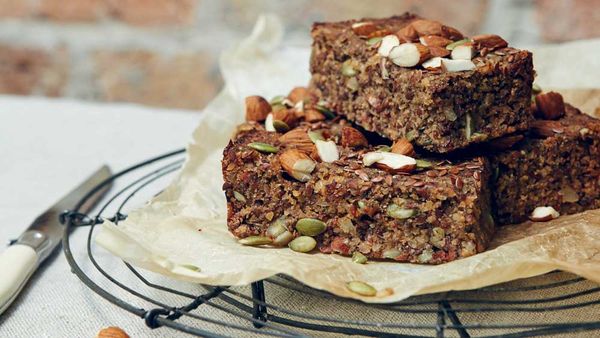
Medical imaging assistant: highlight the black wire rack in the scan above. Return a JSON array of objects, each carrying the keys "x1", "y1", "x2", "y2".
[{"x1": 61, "y1": 149, "x2": 600, "y2": 338}]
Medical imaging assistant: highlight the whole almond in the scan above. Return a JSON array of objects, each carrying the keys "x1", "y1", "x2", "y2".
[
  {"x1": 96, "y1": 327, "x2": 129, "y2": 338},
  {"x1": 390, "y1": 138, "x2": 415, "y2": 156},
  {"x1": 367, "y1": 28, "x2": 392, "y2": 39},
  {"x1": 389, "y1": 43, "x2": 430, "y2": 67},
  {"x1": 428, "y1": 46, "x2": 450, "y2": 57},
  {"x1": 304, "y1": 108, "x2": 326, "y2": 122},
  {"x1": 396, "y1": 24, "x2": 418, "y2": 42},
  {"x1": 419, "y1": 35, "x2": 452, "y2": 48},
  {"x1": 411, "y1": 19, "x2": 444, "y2": 36},
  {"x1": 535, "y1": 91, "x2": 565, "y2": 120},
  {"x1": 279, "y1": 149, "x2": 316, "y2": 182},
  {"x1": 351, "y1": 21, "x2": 378, "y2": 37},
  {"x1": 287, "y1": 87, "x2": 315, "y2": 104},
  {"x1": 341, "y1": 126, "x2": 368, "y2": 148},
  {"x1": 472, "y1": 34, "x2": 508, "y2": 51},
  {"x1": 441, "y1": 25, "x2": 464, "y2": 40},
  {"x1": 279, "y1": 128, "x2": 316, "y2": 154},
  {"x1": 272, "y1": 108, "x2": 299, "y2": 129},
  {"x1": 245, "y1": 96, "x2": 272, "y2": 122}
]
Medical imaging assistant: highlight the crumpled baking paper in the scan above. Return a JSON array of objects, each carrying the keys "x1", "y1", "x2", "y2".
[{"x1": 96, "y1": 15, "x2": 600, "y2": 303}]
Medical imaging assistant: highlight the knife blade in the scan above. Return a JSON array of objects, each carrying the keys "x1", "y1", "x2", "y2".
[{"x1": 0, "y1": 165, "x2": 112, "y2": 315}]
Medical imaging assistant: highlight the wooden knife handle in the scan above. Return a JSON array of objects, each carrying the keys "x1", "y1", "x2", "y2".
[{"x1": 0, "y1": 244, "x2": 37, "y2": 315}]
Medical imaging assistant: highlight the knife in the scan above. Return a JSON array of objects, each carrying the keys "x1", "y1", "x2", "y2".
[{"x1": 0, "y1": 165, "x2": 112, "y2": 315}]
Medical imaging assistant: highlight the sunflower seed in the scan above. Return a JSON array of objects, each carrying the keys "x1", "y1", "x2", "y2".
[
  {"x1": 233, "y1": 191, "x2": 246, "y2": 203},
  {"x1": 346, "y1": 281, "x2": 376, "y2": 297},
  {"x1": 352, "y1": 252, "x2": 368, "y2": 264},
  {"x1": 238, "y1": 236, "x2": 273, "y2": 246},
  {"x1": 248, "y1": 142, "x2": 279, "y2": 153},
  {"x1": 296, "y1": 218, "x2": 327, "y2": 236},
  {"x1": 288, "y1": 236, "x2": 317, "y2": 252}
]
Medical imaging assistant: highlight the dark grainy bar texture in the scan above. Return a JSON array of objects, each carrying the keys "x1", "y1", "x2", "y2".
[
  {"x1": 309, "y1": 13, "x2": 534, "y2": 153},
  {"x1": 491, "y1": 104, "x2": 600, "y2": 225},
  {"x1": 222, "y1": 119, "x2": 495, "y2": 264}
]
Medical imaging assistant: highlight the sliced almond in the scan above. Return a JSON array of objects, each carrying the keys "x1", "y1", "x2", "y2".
[
  {"x1": 265, "y1": 113, "x2": 275, "y2": 132},
  {"x1": 341, "y1": 126, "x2": 368, "y2": 148},
  {"x1": 389, "y1": 43, "x2": 430, "y2": 67},
  {"x1": 363, "y1": 151, "x2": 416, "y2": 173},
  {"x1": 419, "y1": 35, "x2": 452, "y2": 47},
  {"x1": 422, "y1": 56, "x2": 443, "y2": 69},
  {"x1": 535, "y1": 91, "x2": 565, "y2": 120},
  {"x1": 279, "y1": 128, "x2": 316, "y2": 154},
  {"x1": 279, "y1": 149, "x2": 316, "y2": 182},
  {"x1": 390, "y1": 138, "x2": 415, "y2": 156},
  {"x1": 451, "y1": 44, "x2": 474, "y2": 60},
  {"x1": 377, "y1": 35, "x2": 400, "y2": 57},
  {"x1": 315, "y1": 140, "x2": 339, "y2": 163},
  {"x1": 530, "y1": 206, "x2": 560, "y2": 222},
  {"x1": 352, "y1": 21, "x2": 378, "y2": 38},
  {"x1": 245, "y1": 96, "x2": 272, "y2": 122},
  {"x1": 441, "y1": 58, "x2": 476, "y2": 72}
]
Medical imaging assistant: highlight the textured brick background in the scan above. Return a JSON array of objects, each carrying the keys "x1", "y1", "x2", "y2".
[{"x1": 0, "y1": 0, "x2": 597, "y2": 110}]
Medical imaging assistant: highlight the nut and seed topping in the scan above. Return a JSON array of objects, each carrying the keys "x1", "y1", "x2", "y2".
[
  {"x1": 341, "y1": 59, "x2": 358, "y2": 77},
  {"x1": 288, "y1": 236, "x2": 317, "y2": 253},
  {"x1": 387, "y1": 204, "x2": 416, "y2": 219},
  {"x1": 248, "y1": 142, "x2": 279, "y2": 153},
  {"x1": 287, "y1": 86, "x2": 313, "y2": 104},
  {"x1": 378, "y1": 35, "x2": 400, "y2": 57},
  {"x1": 530, "y1": 206, "x2": 560, "y2": 222},
  {"x1": 308, "y1": 130, "x2": 325, "y2": 143},
  {"x1": 279, "y1": 149, "x2": 316, "y2": 182},
  {"x1": 534, "y1": 91, "x2": 565, "y2": 120},
  {"x1": 471, "y1": 34, "x2": 508, "y2": 52},
  {"x1": 245, "y1": 96, "x2": 272, "y2": 122},
  {"x1": 279, "y1": 128, "x2": 316, "y2": 154},
  {"x1": 296, "y1": 218, "x2": 327, "y2": 236},
  {"x1": 346, "y1": 281, "x2": 376, "y2": 297},
  {"x1": 363, "y1": 151, "x2": 416, "y2": 173},
  {"x1": 441, "y1": 58, "x2": 476, "y2": 72},
  {"x1": 419, "y1": 35, "x2": 452, "y2": 47},
  {"x1": 390, "y1": 138, "x2": 415, "y2": 156},
  {"x1": 233, "y1": 191, "x2": 246, "y2": 203},
  {"x1": 415, "y1": 159, "x2": 433, "y2": 168},
  {"x1": 389, "y1": 43, "x2": 430, "y2": 67},
  {"x1": 352, "y1": 252, "x2": 368, "y2": 264},
  {"x1": 238, "y1": 236, "x2": 273, "y2": 246},
  {"x1": 446, "y1": 38, "x2": 470, "y2": 50},
  {"x1": 341, "y1": 126, "x2": 368, "y2": 148},
  {"x1": 351, "y1": 21, "x2": 378, "y2": 37},
  {"x1": 315, "y1": 140, "x2": 340, "y2": 163},
  {"x1": 451, "y1": 44, "x2": 474, "y2": 60},
  {"x1": 305, "y1": 108, "x2": 326, "y2": 122}
]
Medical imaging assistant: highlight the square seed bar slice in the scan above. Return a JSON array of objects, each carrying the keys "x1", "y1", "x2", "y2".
[
  {"x1": 309, "y1": 13, "x2": 534, "y2": 153},
  {"x1": 222, "y1": 119, "x2": 494, "y2": 264}
]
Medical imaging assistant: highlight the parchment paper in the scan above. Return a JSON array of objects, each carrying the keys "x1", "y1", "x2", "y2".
[{"x1": 96, "y1": 16, "x2": 600, "y2": 303}]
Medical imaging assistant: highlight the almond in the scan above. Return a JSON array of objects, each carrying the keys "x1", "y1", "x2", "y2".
[
  {"x1": 351, "y1": 21, "x2": 378, "y2": 37},
  {"x1": 245, "y1": 95, "x2": 272, "y2": 122},
  {"x1": 315, "y1": 140, "x2": 339, "y2": 163},
  {"x1": 377, "y1": 35, "x2": 400, "y2": 57},
  {"x1": 472, "y1": 34, "x2": 508, "y2": 51},
  {"x1": 96, "y1": 327, "x2": 130, "y2": 338},
  {"x1": 422, "y1": 56, "x2": 444, "y2": 69},
  {"x1": 340, "y1": 126, "x2": 368, "y2": 148},
  {"x1": 530, "y1": 120, "x2": 564, "y2": 138},
  {"x1": 396, "y1": 24, "x2": 418, "y2": 42},
  {"x1": 287, "y1": 87, "x2": 315, "y2": 104},
  {"x1": 428, "y1": 47, "x2": 450, "y2": 58},
  {"x1": 451, "y1": 44, "x2": 474, "y2": 60},
  {"x1": 390, "y1": 138, "x2": 415, "y2": 156},
  {"x1": 279, "y1": 128, "x2": 316, "y2": 154},
  {"x1": 304, "y1": 108, "x2": 326, "y2": 122},
  {"x1": 488, "y1": 134, "x2": 524, "y2": 150},
  {"x1": 441, "y1": 25, "x2": 464, "y2": 40},
  {"x1": 530, "y1": 206, "x2": 559, "y2": 222},
  {"x1": 279, "y1": 149, "x2": 316, "y2": 182},
  {"x1": 419, "y1": 35, "x2": 452, "y2": 48},
  {"x1": 535, "y1": 91, "x2": 565, "y2": 120},
  {"x1": 272, "y1": 108, "x2": 299, "y2": 129},
  {"x1": 363, "y1": 151, "x2": 416, "y2": 173},
  {"x1": 411, "y1": 19, "x2": 444, "y2": 36},
  {"x1": 389, "y1": 43, "x2": 430, "y2": 67},
  {"x1": 441, "y1": 58, "x2": 476, "y2": 72}
]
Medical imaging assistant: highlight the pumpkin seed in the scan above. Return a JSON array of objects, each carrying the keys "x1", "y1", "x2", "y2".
[
  {"x1": 233, "y1": 191, "x2": 246, "y2": 203},
  {"x1": 180, "y1": 264, "x2": 201, "y2": 272},
  {"x1": 415, "y1": 159, "x2": 433, "y2": 168},
  {"x1": 352, "y1": 252, "x2": 368, "y2": 264},
  {"x1": 248, "y1": 142, "x2": 279, "y2": 153},
  {"x1": 417, "y1": 249, "x2": 433, "y2": 263},
  {"x1": 296, "y1": 218, "x2": 327, "y2": 236},
  {"x1": 346, "y1": 281, "x2": 376, "y2": 297},
  {"x1": 315, "y1": 102, "x2": 336, "y2": 119},
  {"x1": 266, "y1": 218, "x2": 287, "y2": 238},
  {"x1": 273, "y1": 230, "x2": 294, "y2": 246},
  {"x1": 346, "y1": 77, "x2": 359, "y2": 92},
  {"x1": 387, "y1": 204, "x2": 416, "y2": 219},
  {"x1": 271, "y1": 103, "x2": 286, "y2": 112},
  {"x1": 272, "y1": 120, "x2": 290, "y2": 133},
  {"x1": 288, "y1": 236, "x2": 317, "y2": 253},
  {"x1": 269, "y1": 95, "x2": 286, "y2": 105},
  {"x1": 308, "y1": 130, "x2": 325, "y2": 143},
  {"x1": 366, "y1": 36, "x2": 383, "y2": 46},
  {"x1": 532, "y1": 83, "x2": 542, "y2": 94},
  {"x1": 375, "y1": 145, "x2": 391, "y2": 152},
  {"x1": 382, "y1": 249, "x2": 401, "y2": 259},
  {"x1": 446, "y1": 38, "x2": 470, "y2": 50},
  {"x1": 238, "y1": 236, "x2": 272, "y2": 246},
  {"x1": 341, "y1": 60, "x2": 357, "y2": 77}
]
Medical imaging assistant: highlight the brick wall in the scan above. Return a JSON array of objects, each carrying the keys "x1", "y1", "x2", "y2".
[{"x1": 0, "y1": 0, "x2": 597, "y2": 110}]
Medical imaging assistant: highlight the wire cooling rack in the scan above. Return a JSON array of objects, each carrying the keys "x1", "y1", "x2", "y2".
[{"x1": 61, "y1": 149, "x2": 600, "y2": 337}]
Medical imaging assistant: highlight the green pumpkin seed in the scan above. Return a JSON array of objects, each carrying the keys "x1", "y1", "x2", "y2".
[
  {"x1": 233, "y1": 191, "x2": 246, "y2": 203},
  {"x1": 375, "y1": 145, "x2": 391, "y2": 152},
  {"x1": 346, "y1": 281, "x2": 376, "y2": 297},
  {"x1": 296, "y1": 218, "x2": 327, "y2": 236},
  {"x1": 532, "y1": 83, "x2": 542, "y2": 94},
  {"x1": 180, "y1": 264, "x2": 201, "y2": 271},
  {"x1": 341, "y1": 60, "x2": 357, "y2": 77},
  {"x1": 248, "y1": 142, "x2": 279, "y2": 153},
  {"x1": 405, "y1": 130, "x2": 418, "y2": 141},
  {"x1": 415, "y1": 159, "x2": 433, "y2": 168},
  {"x1": 346, "y1": 77, "x2": 359, "y2": 92},
  {"x1": 315, "y1": 102, "x2": 336, "y2": 119},
  {"x1": 465, "y1": 113, "x2": 474, "y2": 140},
  {"x1": 417, "y1": 249, "x2": 433, "y2": 263},
  {"x1": 308, "y1": 130, "x2": 325, "y2": 143},
  {"x1": 387, "y1": 204, "x2": 416, "y2": 219},
  {"x1": 352, "y1": 252, "x2": 368, "y2": 264},
  {"x1": 273, "y1": 230, "x2": 293, "y2": 246},
  {"x1": 238, "y1": 236, "x2": 272, "y2": 246},
  {"x1": 288, "y1": 236, "x2": 317, "y2": 253},
  {"x1": 272, "y1": 120, "x2": 290, "y2": 133},
  {"x1": 266, "y1": 218, "x2": 287, "y2": 238},
  {"x1": 269, "y1": 95, "x2": 286, "y2": 105},
  {"x1": 446, "y1": 38, "x2": 470, "y2": 50},
  {"x1": 271, "y1": 103, "x2": 286, "y2": 112},
  {"x1": 383, "y1": 249, "x2": 401, "y2": 259},
  {"x1": 366, "y1": 36, "x2": 383, "y2": 46}
]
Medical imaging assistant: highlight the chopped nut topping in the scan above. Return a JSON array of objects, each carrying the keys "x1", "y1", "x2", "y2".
[
  {"x1": 287, "y1": 86, "x2": 314, "y2": 104},
  {"x1": 530, "y1": 206, "x2": 560, "y2": 222},
  {"x1": 279, "y1": 128, "x2": 316, "y2": 154},
  {"x1": 441, "y1": 58, "x2": 476, "y2": 72},
  {"x1": 315, "y1": 140, "x2": 340, "y2": 163},
  {"x1": 377, "y1": 35, "x2": 400, "y2": 57},
  {"x1": 245, "y1": 95, "x2": 272, "y2": 122},
  {"x1": 390, "y1": 138, "x2": 415, "y2": 156},
  {"x1": 419, "y1": 35, "x2": 452, "y2": 47},
  {"x1": 534, "y1": 91, "x2": 565, "y2": 120},
  {"x1": 389, "y1": 43, "x2": 430, "y2": 67},
  {"x1": 451, "y1": 44, "x2": 474, "y2": 60},
  {"x1": 279, "y1": 149, "x2": 316, "y2": 182},
  {"x1": 363, "y1": 151, "x2": 416, "y2": 173},
  {"x1": 422, "y1": 56, "x2": 443, "y2": 69},
  {"x1": 341, "y1": 126, "x2": 368, "y2": 148},
  {"x1": 351, "y1": 21, "x2": 378, "y2": 38}
]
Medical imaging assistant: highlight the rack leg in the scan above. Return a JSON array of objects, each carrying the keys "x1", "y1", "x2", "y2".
[{"x1": 251, "y1": 281, "x2": 268, "y2": 328}]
